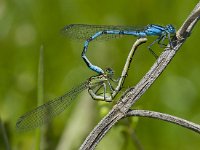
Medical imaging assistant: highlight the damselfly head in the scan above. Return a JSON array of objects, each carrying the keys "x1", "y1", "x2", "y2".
[
  {"x1": 166, "y1": 24, "x2": 176, "y2": 34},
  {"x1": 104, "y1": 67, "x2": 114, "y2": 76}
]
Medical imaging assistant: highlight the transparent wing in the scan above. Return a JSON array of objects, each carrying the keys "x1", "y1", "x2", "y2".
[
  {"x1": 16, "y1": 81, "x2": 88, "y2": 131},
  {"x1": 61, "y1": 24, "x2": 145, "y2": 41}
]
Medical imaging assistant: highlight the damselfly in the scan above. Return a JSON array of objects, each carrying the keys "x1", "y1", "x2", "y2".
[{"x1": 62, "y1": 24, "x2": 176, "y2": 74}]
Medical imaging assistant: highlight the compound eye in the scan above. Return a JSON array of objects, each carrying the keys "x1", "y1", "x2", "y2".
[
  {"x1": 105, "y1": 67, "x2": 114, "y2": 75},
  {"x1": 166, "y1": 24, "x2": 175, "y2": 33}
]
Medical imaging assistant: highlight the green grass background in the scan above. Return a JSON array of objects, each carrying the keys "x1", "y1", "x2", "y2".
[{"x1": 0, "y1": 0, "x2": 200, "y2": 149}]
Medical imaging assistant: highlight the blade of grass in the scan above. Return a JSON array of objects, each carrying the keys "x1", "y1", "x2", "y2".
[
  {"x1": 0, "y1": 117, "x2": 11, "y2": 150},
  {"x1": 35, "y1": 45, "x2": 45, "y2": 150}
]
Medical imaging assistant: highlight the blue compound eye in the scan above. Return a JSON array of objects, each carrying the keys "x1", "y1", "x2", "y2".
[{"x1": 166, "y1": 24, "x2": 176, "y2": 34}]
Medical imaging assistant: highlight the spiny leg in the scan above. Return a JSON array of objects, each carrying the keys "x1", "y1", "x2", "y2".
[
  {"x1": 158, "y1": 33, "x2": 173, "y2": 49},
  {"x1": 92, "y1": 83, "x2": 104, "y2": 95},
  {"x1": 167, "y1": 33, "x2": 173, "y2": 48},
  {"x1": 107, "y1": 79, "x2": 115, "y2": 92},
  {"x1": 147, "y1": 36, "x2": 161, "y2": 59},
  {"x1": 158, "y1": 35, "x2": 167, "y2": 48},
  {"x1": 88, "y1": 74, "x2": 115, "y2": 102},
  {"x1": 103, "y1": 82, "x2": 107, "y2": 100},
  {"x1": 88, "y1": 82, "x2": 113, "y2": 102},
  {"x1": 87, "y1": 74, "x2": 110, "y2": 101}
]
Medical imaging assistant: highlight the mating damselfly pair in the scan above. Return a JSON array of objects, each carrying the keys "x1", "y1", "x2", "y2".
[{"x1": 16, "y1": 24, "x2": 176, "y2": 131}]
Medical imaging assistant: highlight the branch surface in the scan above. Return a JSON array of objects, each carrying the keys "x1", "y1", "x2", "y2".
[{"x1": 126, "y1": 109, "x2": 200, "y2": 134}]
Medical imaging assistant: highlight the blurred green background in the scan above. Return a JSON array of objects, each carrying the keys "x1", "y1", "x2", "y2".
[{"x1": 0, "y1": 0, "x2": 200, "y2": 149}]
